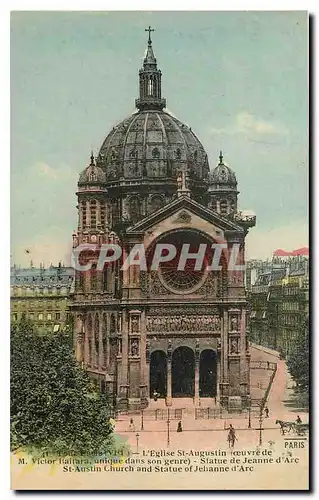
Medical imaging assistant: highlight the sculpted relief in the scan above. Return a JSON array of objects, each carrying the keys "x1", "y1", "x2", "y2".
[{"x1": 146, "y1": 314, "x2": 221, "y2": 333}]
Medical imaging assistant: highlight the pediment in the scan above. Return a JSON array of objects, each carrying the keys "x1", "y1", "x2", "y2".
[{"x1": 125, "y1": 195, "x2": 245, "y2": 242}]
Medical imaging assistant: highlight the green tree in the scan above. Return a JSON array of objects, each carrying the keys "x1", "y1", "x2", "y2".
[
  {"x1": 287, "y1": 321, "x2": 309, "y2": 392},
  {"x1": 11, "y1": 316, "x2": 114, "y2": 456}
]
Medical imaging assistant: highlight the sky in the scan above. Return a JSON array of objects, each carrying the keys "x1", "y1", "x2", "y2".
[{"x1": 11, "y1": 11, "x2": 308, "y2": 266}]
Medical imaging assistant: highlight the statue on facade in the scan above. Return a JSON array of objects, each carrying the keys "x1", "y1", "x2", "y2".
[
  {"x1": 230, "y1": 338, "x2": 238, "y2": 354},
  {"x1": 131, "y1": 340, "x2": 139, "y2": 356}
]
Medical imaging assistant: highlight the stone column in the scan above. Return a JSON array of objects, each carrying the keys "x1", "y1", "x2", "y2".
[
  {"x1": 139, "y1": 310, "x2": 148, "y2": 408},
  {"x1": 216, "y1": 355, "x2": 221, "y2": 400},
  {"x1": 220, "y1": 309, "x2": 229, "y2": 406},
  {"x1": 194, "y1": 340, "x2": 200, "y2": 405},
  {"x1": 239, "y1": 308, "x2": 249, "y2": 405},
  {"x1": 167, "y1": 360, "x2": 172, "y2": 405},
  {"x1": 79, "y1": 202, "x2": 83, "y2": 231},
  {"x1": 99, "y1": 312, "x2": 104, "y2": 369},
  {"x1": 86, "y1": 199, "x2": 90, "y2": 228},
  {"x1": 194, "y1": 362, "x2": 200, "y2": 405},
  {"x1": 118, "y1": 311, "x2": 129, "y2": 408},
  {"x1": 166, "y1": 341, "x2": 172, "y2": 406}
]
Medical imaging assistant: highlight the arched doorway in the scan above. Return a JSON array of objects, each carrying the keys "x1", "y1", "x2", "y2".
[
  {"x1": 172, "y1": 347, "x2": 195, "y2": 397},
  {"x1": 150, "y1": 351, "x2": 167, "y2": 398},
  {"x1": 199, "y1": 349, "x2": 217, "y2": 397}
]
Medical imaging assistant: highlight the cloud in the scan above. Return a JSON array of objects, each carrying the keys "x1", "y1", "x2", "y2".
[
  {"x1": 245, "y1": 220, "x2": 308, "y2": 260},
  {"x1": 210, "y1": 111, "x2": 288, "y2": 139},
  {"x1": 31, "y1": 161, "x2": 78, "y2": 182}
]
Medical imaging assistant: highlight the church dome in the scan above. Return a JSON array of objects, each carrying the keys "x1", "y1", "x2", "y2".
[
  {"x1": 209, "y1": 152, "x2": 237, "y2": 187},
  {"x1": 97, "y1": 110, "x2": 209, "y2": 183},
  {"x1": 79, "y1": 153, "x2": 106, "y2": 185}
]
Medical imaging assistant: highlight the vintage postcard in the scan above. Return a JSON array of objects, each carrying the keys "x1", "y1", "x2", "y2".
[{"x1": 10, "y1": 11, "x2": 309, "y2": 491}]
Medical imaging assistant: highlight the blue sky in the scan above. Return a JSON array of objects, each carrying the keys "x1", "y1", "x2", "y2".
[{"x1": 11, "y1": 11, "x2": 308, "y2": 266}]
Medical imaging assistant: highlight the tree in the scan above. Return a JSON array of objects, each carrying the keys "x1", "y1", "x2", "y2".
[
  {"x1": 11, "y1": 316, "x2": 114, "y2": 456},
  {"x1": 287, "y1": 320, "x2": 309, "y2": 392}
]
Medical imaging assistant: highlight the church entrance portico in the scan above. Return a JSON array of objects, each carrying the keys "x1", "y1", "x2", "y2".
[
  {"x1": 199, "y1": 349, "x2": 217, "y2": 398},
  {"x1": 150, "y1": 350, "x2": 167, "y2": 398},
  {"x1": 172, "y1": 346, "x2": 195, "y2": 397},
  {"x1": 148, "y1": 344, "x2": 220, "y2": 404}
]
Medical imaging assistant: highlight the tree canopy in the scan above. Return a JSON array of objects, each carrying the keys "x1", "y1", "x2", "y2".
[
  {"x1": 11, "y1": 316, "x2": 114, "y2": 456},
  {"x1": 287, "y1": 320, "x2": 309, "y2": 392}
]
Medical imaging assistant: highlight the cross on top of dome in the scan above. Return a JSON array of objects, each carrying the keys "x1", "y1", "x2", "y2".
[
  {"x1": 145, "y1": 25, "x2": 154, "y2": 45},
  {"x1": 135, "y1": 27, "x2": 166, "y2": 111}
]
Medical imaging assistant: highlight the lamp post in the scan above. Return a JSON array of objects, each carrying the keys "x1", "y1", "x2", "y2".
[
  {"x1": 136, "y1": 432, "x2": 140, "y2": 454},
  {"x1": 258, "y1": 406, "x2": 263, "y2": 446},
  {"x1": 248, "y1": 401, "x2": 252, "y2": 429},
  {"x1": 167, "y1": 408, "x2": 170, "y2": 446},
  {"x1": 141, "y1": 409, "x2": 144, "y2": 431}
]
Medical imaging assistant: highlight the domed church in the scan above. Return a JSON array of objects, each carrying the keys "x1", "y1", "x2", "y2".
[{"x1": 71, "y1": 28, "x2": 256, "y2": 411}]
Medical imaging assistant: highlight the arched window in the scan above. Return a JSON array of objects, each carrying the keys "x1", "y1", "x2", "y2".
[
  {"x1": 91, "y1": 264, "x2": 97, "y2": 291},
  {"x1": 148, "y1": 76, "x2": 153, "y2": 96},
  {"x1": 210, "y1": 199, "x2": 217, "y2": 212},
  {"x1": 152, "y1": 147, "x2": 160, "y2": 159},
  {"x1": 129, "y1": 149, "x2": 138, "y2": 159},
  {"x1": 90, "y1": 200, "x2": 97, "y2": 229},
  {"x1": 220, "y1": 199, "x2": 228, "y2": 216},
  {"x1": 102, "y1": 314, "x2": 107, "y2": 367},
  {"x1": 94, "y1": 315, "x2": 99, "y2": 353},
  {"x1": 111, "y1": 198, "x2": 119, "y2": 225},
  {"x1": 150, "y1": 195, "x2": 164, "y2": 213},
  {"x1": 87, "y1": 315, "x2": 93, "y2": 366},
  {"x1": 110, "y1": 314, "x2": 116, "y2": 334},
  {"x1": 81, "y1": 201, "x2": 87, "y2": 228},
  {"x1": 129, "y1": 197, "x2": 141, "y2": 223},
  {"x1": 100, "y1": 204, "x2": 106, "y2": 228}
]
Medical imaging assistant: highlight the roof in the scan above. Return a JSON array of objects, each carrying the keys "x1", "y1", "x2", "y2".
[
  {"x1": 11, "y1": 266, "x2": 74, "y2": 288},
  {"x1": 97, "y1": 110, "x2": 209, "y2": 183}
]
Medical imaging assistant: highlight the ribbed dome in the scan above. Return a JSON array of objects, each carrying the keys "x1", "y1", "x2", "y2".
[
  {"x1": 209, "y1": 153, "x2": 237, "y2": 187},
  {"x1": 79, "y1": 154, "x2": 106, "y2": 185},
  {"x1": 97, "y1": 110, "x2": 209, "y2": 183}
]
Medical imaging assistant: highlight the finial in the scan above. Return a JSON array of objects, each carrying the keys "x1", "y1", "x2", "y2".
[
  {"x1": 145, "y1": 25, "x2": 154, "y2": 45},
  {"x1": 90, "y1": 150, "x2": 95, "y2": 166},
  {"x1": 219, "y1": 150, "x2": 223, "y2": 164}
]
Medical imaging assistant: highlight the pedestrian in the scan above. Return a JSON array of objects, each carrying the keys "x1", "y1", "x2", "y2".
[
  {"x1": 227, "y1": 424, "x2": 237, "y2": 448},
  {"x1": 296, "y1": 415, "x2": 302, "y2": 424},
  {"x1": 264, "y1": 407, "x2": 269, "y2": 418},
  {"x1": 177, "y1": 421, "x2": 183, "y2": 433},
  {"x1": 129, "y1": 417, "x2": 135, "y2": 431}
]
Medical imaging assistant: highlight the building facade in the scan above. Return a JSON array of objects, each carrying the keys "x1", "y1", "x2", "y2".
[
  {"x1": 70, "y1": 31, "x2": 256, "y2": 410},
  {"x1": 11, "y1": 263, "x2": 74, "y2": 332},
  {"x1": 249, "y1": 256, "x2": 309, "y2": 356}
]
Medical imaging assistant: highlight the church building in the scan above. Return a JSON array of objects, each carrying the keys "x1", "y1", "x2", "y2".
[{"x1": 70, "y1": 28, "x2": 256, "y2": 410}]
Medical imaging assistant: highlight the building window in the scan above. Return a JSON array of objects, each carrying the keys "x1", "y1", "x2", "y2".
[
  {"x1": 55, "y1": 313, "x2": 61, "y2": 320},
  {"x1": 90, "y1": 200, "x2": 97, "y2": 229},
  {"x1": 152, "y1": 147, "x2": 160, "y2": 159},
  {"x1": 29, "y1": 313, "x2": 34, "y2": 320},
  {"x1": 82, "y1": 201, "x2": 87, "y2": 228},
  {"x1": 220, "y1": 199, "x2": 228, "y2": 216},
  {"x1": 38, "y1": 313, "x2": 43, "y2": 320},
  {"x1": 47, "y1": 313, "x2": 52, "y2": 320},
  {"x1": 12, "y1": 313, "x2": 17, "y2": 321}
]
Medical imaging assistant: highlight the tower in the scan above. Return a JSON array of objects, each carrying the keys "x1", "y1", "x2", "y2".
[
  {"x1": 135, "y1": 26, "x2": 166, "y2": 112},
  {"x1": 208, "y1": 151, "x2": 238, "y2": 216}
]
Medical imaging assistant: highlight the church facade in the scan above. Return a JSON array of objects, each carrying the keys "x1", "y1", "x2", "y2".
[{"x1": 70, "y1": 29, "x2": 256, "y2": 410}]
